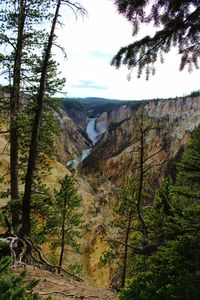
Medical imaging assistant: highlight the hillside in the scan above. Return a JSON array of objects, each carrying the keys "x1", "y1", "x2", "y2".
[{"x1": 13, "y1": 266, "x2": 117, "y2": 300}]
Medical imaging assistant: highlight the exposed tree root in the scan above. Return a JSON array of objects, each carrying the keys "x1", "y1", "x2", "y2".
[{"x1": 0, "y1": 234, "x2": 84, "y2": 282}]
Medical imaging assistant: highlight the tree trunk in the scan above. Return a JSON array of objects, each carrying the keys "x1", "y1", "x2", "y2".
[
  {"x1": 10, "y1": 0, "x2": 25, "y2": 231},
  {"x1": 121, "y1": 211, "x2": 132, "y2": 288},
  {"x1": 21, "y1": 0, "x2": 62, "y2": 237},
  {"x1": 58, "y1": 198, "x2": 67, "y2": 274},
  {"x1": 136, "y1": 127, "x2": 148, "y2": 247}
]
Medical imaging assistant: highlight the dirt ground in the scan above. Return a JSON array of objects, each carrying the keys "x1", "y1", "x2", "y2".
[{"x1": 13, "y1": 265, "x2": 118, "y2": 300}]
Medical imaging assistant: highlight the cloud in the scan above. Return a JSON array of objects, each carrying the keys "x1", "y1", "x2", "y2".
[
  {"x1": 88, "y1": 51, "x2": 113, "y2": 60},
  {"x1": 55, "y1": 0, "x2": 200, "y2": 100},
  {"x1": 72, "y1": 80, "x2": 108, "y2": 90}
]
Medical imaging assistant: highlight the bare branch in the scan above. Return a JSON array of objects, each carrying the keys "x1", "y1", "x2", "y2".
[
  {"x1": 107, "y1": 239, "x2": 161, "y2": 255},
  {"x1": 143, "y1": 159, "x2": 168, "y2": 173},
  {"x1": 62, "y1": 1, "x2": 88, "y2": 18},
  {"x1": 143, "y1": 146, "x2": 164, "y2": 164},
  {"x1": 25, "y1": 238, "x2": 84, "y2": 282},
  {"x1": 39, "y1": 291, "x2": 77, "y2": 297},
  {"x1": 52, "y1": 42, "x2": 67, "y2": 59},
  {"x1": 2, "y1": 171, "x2": 10, "y2": 177},
  {"x1": 2, "y1": 142, "x2": 9, "y2": 153}
]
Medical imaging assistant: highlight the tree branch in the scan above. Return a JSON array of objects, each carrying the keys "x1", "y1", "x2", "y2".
[
  {"x1": 61, "y1": 1, "x2": 87, "y2": 18},
  {"x1": 143, "y1": 146, "x2": 164, "y2": 163},
  {"x1": 143, "y1": 159, "x2": 168, "y2": 173},
  {"x1": 107, "y1": 239, "x2": 161, "y2": 255}
]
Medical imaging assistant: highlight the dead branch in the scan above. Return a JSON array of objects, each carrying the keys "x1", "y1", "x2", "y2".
[
  {"x1": 2, "y1": 142, "x2": 9, "y2": 153},
  {"x1": 143, "y1": 159, "x2": 168, "y2": 173},
  {"x1": 61, "y1": 0, "x2": 87, "y2": 17},
  {"x1": 39, "y1": 291, "x2": 77, "y2": 297},
  {"x1": 25, "y1": 238, "x2": 84, "y2": 282},
  {"x1": 106, "y1": 239, "x2": 161, "y2": 256},
  {"x1": 143, "y1": 146, "x2": 164, "y2": 163},
  {"x1": 2, "y1": 171, "x2": 10, "y2": 177},
  {"x1": 52, "y1": 42, "x2": 67, "y2": 59}
]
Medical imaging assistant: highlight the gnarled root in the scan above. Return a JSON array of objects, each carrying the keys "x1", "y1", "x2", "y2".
[{"x1": 0, "y1": 235, "x2": 84, "y2": 282}]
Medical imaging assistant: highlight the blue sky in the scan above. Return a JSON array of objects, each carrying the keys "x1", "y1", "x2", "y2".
[{"x1": 56, "y1": 0, "x2": 200, "y2": 100}]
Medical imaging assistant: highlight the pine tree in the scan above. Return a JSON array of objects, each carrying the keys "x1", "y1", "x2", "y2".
[
  {"x1": 112, "y1": 0, "x2": 200, "y2": 78},
  {"x1": 0, "y1": 256, "x2": 39, "y2": 299},
  {"x1": 21, "y1": 0, "x2": 86, "y2": 237},
  {"x1": 0, "y1": 0, "x2": 56, "y2": 231},
  {"x1": 45, "y1": 175, "x2": 84, "y2": 274},
  {"x1": 119, "y1": 125, "x2": 200, "y2": 299},
  {"x1": 103, "y1": 106, "x2": 166, "y2": 288},
  {"x1": 175, "y1": 124, "x2": 200, "y2": 201}
]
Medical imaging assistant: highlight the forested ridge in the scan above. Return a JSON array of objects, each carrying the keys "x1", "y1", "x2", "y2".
[{"x1": 0, "y1": 0, "x2": 200, "y2": 299}]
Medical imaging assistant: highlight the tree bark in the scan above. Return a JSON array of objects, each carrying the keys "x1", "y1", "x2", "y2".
[
  {"x1": 21, "y1": 0, "x2": 62, "y2": 236},
  {"x1": 121, "y1": 211, "x2": 132, "y2": 288},
  {"x1": 58, "y1": 197, "x2": 67, "y2": 273},
  {"x1": 136, "y1": 126, "x2": 148, "y2": 247},
  {"x1": 10, "y1": 0, "x2": 26, "y2": 231}
]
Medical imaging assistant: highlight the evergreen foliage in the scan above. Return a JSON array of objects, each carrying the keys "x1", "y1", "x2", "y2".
[
  {"x1": 175, "y1": 124, "x2": 200, "y2": 200},
  {"x1": 45, "y1": 175, "x2": 84, "y2": 273},
  {"x1": 119, "y1": 124, "x2": 200, "y2": 299},
  {"x1": 112, "y1": 0, "x2": 200, "y2": 78},
  {"x1": 102, "y1": 107, "x2": 165, "y2": 287},
  {"x1": 0, "y1": 257, "x2": 39, "y2": 299}
]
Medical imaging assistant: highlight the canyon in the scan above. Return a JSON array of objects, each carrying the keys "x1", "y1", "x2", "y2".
[
  {"x1": 1, "y1": 94, "x2": 200, "y2": 289},
  {"x1": 49, "y1": 94, "x2": 200, "y2": 287}
]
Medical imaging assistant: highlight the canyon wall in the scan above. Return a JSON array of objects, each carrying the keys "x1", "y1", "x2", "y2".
[
  {"x1": 55, "y1": 108, "x2": 91, "y2": 164},
  {"x1": 95, "y1": 104, "x2": 132, "y2": 134},
  {"x1": 83, "y1": 96, "x2": 200, "y2": 185}
]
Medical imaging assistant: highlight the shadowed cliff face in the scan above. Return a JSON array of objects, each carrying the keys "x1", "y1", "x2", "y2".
[
  {"x1": 95, "y1": 105, "x2": 132, "y2": 134},
  {"x1": 55, "y1": 108, "x2": 92, "y2": 164},
  {"x1": 82, "y1": 96, "x2": 200, "y2": 185}
]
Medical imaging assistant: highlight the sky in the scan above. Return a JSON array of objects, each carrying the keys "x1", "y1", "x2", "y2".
[{"x1": 55, "y1": 0, "x2": 200, "y2": 101}]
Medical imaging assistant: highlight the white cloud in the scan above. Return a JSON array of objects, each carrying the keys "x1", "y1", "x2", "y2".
[{"x1": 55, "y1": 0, "x2": 200, "y2": 100}]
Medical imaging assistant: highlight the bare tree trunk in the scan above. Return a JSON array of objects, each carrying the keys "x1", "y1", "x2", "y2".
[
  {"x1": 136, "y1": 127, "x2": 148, "y2": 247},
  {"x1": 121, "y1": 211, "x2": 132, "y2": 288},
  {"x1": 21, "y1": 0, "x2": 62, "y2": 237},
  {"x1": 10, "y1": 0, "x2": 25, "y2": 231}
]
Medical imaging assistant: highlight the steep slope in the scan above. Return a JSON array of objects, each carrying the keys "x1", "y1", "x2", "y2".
[
  {"x1": 55, "y1": 108, "x2": 92, "y2": 164},
  {"x1": 13, "y1": 266, "x2": 117, "y2": 300}
]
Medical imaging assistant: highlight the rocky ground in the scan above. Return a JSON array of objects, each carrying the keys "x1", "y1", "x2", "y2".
[{"x1": 13, "y1": 265, "x2": 118, "y2": 300}]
